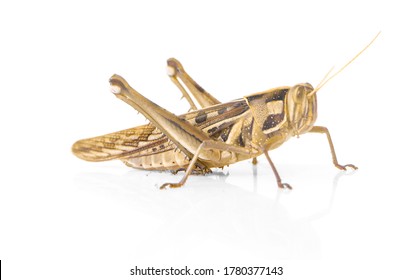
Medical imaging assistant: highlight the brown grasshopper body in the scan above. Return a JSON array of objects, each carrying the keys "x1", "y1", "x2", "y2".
[
  {"x1": 74, "y1": 83, "x2": 315, "y2": 172},
  {"x1": 73, "y1": 34, "x2": 379, "y2": 189}
]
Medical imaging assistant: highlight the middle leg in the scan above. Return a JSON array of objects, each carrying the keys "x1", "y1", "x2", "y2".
[{"x1": 263, "y1": 150, "x2": 292, "y2": 189}]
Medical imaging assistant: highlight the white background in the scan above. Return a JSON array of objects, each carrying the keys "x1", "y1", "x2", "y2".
[{"x1": 1, "y1": 0, "x2": 410, "y2": 279}]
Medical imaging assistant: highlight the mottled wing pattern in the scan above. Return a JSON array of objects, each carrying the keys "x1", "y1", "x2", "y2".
[
  {"x1": 72, "y1": 99, "x2": 251, "y2": 162},
  {"x1": 184, "y1": 99, "x2": 250, "y2": 138},
  {"x1": 72, "y1": 124, "x2": 172, "y2": 161}
]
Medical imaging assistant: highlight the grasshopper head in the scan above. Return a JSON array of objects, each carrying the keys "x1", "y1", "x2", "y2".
[
  {"x1": 286, "y1": 83, "x2": 317, "y2": 137},
  {"x1": 284, "y1": 32, "x2": 380, "y2": 138}
]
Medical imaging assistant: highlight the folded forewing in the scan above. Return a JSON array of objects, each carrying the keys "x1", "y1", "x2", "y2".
[{"x1": 72, "y1": 124, "x2": 171, "y2": 161}]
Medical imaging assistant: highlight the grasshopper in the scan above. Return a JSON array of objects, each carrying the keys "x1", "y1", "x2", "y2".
[{"x1": 72, "y1": 33, "x2": 379, "y2": 189}]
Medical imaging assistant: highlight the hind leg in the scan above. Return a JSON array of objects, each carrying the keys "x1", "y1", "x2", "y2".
[{"x1": 166, "y1": 58, "x2": 221, "y2": 110}]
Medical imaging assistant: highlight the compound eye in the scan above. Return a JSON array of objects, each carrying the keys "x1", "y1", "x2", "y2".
[{"x1": 292, "y1": 87, "x2": 304, "y2": 103}]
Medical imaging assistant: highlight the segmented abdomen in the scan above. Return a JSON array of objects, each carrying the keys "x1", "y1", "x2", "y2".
[{"x1": 123, "y1": 148, "x2": 189, "y2": 171}]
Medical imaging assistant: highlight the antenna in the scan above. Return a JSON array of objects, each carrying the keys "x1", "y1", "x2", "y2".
[{"x1": 308, "y1": 31, "x2": 381, "y2": 96}]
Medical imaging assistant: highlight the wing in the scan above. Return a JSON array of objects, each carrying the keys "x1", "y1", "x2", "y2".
[
  {"x1": 72, "y1": 124, "x2": 171, "y2": 162},
  {"x1": 183, "y1": 98, "x2": 250, "y2": 139},
  {"x1": 72, "y1": 99, "x2": 251, "y2": 162}
]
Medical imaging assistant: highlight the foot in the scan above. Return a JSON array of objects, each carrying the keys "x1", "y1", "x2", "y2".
[
  {"x1": 170, "y1": 168, "x2": 185, "y2": 175},
  {"x1": 278, "y1": 182, "x2": 292, "y2": 190},
  {"x1": 335, "y1": 163, "x2": 358, "y2": 171},
  {"x1": 159, "y1": 182, "x2": 183, "y2": 190}
]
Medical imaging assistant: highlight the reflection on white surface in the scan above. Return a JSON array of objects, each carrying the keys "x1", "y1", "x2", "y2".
[{"x1": 72, "y1": 162, "x2": 353, "y2": 261}]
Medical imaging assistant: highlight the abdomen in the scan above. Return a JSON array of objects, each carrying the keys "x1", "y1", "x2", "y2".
[{"x1": 123, "y1": 149, "x2": 190, "y2": 171}]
